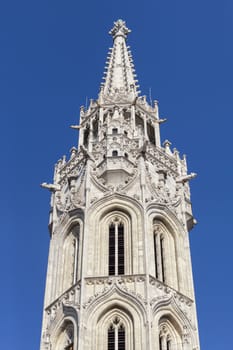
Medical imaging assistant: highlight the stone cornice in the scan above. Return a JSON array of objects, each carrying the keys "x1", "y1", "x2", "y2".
[{"x1": 45, "y1": 280, "x2": 81, "y2": 313}]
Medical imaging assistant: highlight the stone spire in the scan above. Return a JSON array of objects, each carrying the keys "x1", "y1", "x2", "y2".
[
  {"x1": 40, "y1": 21, "x2": 200, "y2": 350},
  {"x1": 100, "y1": 20, "x2": 140, "y2": 101}
]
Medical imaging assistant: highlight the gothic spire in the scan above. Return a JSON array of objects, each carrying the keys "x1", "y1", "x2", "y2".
[{"x1": 100, "y1": 20, "x2": 140, "y2": 101}]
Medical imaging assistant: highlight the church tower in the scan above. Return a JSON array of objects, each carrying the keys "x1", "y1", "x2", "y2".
[{"x1": 40, "y1": 20, "x2": 200, "y2": 350}]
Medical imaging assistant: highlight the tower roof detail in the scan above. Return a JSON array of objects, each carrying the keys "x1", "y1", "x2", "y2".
[{"x1": 100, "y1": 20, "x2": 140, "y2": 102}]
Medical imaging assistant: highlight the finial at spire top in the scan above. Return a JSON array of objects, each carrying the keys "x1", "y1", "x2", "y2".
[{"x1": 109, "y1": 19, "x2": 131, "y2": 40}]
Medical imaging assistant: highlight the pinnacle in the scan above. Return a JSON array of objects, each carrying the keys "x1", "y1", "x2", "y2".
[{"x1": 109, "y1": 19, "x2": 131, "y2": 40}]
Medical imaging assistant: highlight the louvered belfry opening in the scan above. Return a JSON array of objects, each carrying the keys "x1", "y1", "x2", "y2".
[
  {"x1": 108, "y1": 325, "x2": 115, "y2": 350},
  {"x1": 109, "y1": 224, "x2": 115, "y2": 275},
  {"x1": 108, "y1": 318, "x2": 125, "y2": 350},
  {"x1": 118, "y1": 324, "x2": 125, "y2": 350},
  {"x1": 108, "y1": 220, "x2": 125, "y2": 276},
  {"x1": 118, "y1": 223, "x2": 124, "y2": 275}
]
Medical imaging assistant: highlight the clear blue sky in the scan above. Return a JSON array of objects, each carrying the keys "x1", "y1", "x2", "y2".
[{"x1": 1, "y1": 1, "x2": 232, "y2": 348}]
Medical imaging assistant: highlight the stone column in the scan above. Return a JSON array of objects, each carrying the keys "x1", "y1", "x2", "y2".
[
  {"x1": 131, "y1": 104, "x2": 136, "y2": 135},
  {"x1": 143, "y1": 114, "x2": 148, "y2": 140},
  {"x1": 154, "y1": 121, "x2": 161, "y2": 147},
  {"x1": 161, "y1": 335, "x2": 167, "y2": 350},
  {"x1": 99, "y1": 106, "x2": 104, "y2": 139},
  {"x1": 153, "y1": 100, "x2": 161, "y2": 147}
]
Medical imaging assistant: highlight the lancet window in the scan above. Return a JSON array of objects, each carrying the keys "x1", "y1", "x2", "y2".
[
  {"x1": 98, "y1": 211, "x2": 131, "y2": 277},
  {"x1": 158, "y1": 317, "x2": 183, "y2": 350},
  {"x1": 108, "y1": 317, "x2": 125, "y2": 350},
  {"x1": 152, "y1": 219, "x2": 178, "y2": 289},
  {"x1": 109, "y1": 220, "x2": 125, "y2": 276},
  {"x1": 95, "y1": 304, "x2": 135, "y2": 349}
]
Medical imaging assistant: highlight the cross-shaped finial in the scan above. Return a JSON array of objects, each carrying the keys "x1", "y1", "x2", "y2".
[{"x1": 109, "y1": 19, "x2": 131, "y2": 40}]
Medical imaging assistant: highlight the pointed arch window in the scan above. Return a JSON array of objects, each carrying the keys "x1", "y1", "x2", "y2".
[
  {"x1": 158, "y1": 317, "x2": 183, "y2": 350},
  {"x1": 55, "y1": 320, "x2": 74, "y2": 350},
  {"x1": 108, "y1": 221, "x2": 125, "y2": 276},
  {"x1": 108, "y1": 317, "x2": 125, "y2": 350},
  {"x1": 152, "y1": 220, "x2": 179, "y2": 290}
]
